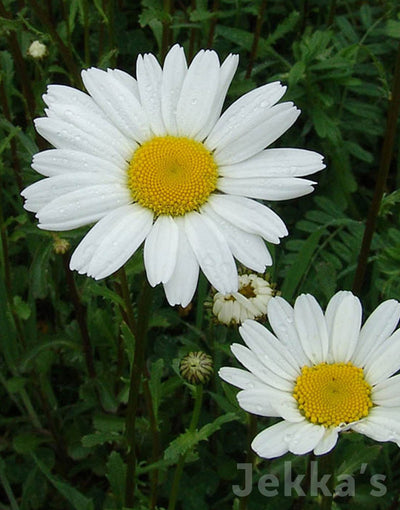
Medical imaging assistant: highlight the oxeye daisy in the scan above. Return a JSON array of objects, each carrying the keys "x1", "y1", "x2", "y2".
[
  {"x1": 212, "y1": 273, "x2": 274, "y2": 325},
  {"x1": 22, "y1": 44, "x2": 324, "y2": 306},
  {"x1": 219, "y1": 291, "x2": 400, "y2": 458}
]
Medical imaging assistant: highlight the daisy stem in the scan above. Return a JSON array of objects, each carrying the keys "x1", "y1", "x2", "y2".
[
  {"x1": 124, "y1": 277, "x2": 153, "y2": 509},
  {"x1": 62, "y1": 255, "x2": 96, "y2": 379},
  {"x1": 168, "y1": 384, "x2": 204, "y2": 510},
  {"x1": 239, "y1": 414, "x2": 257, "y2": 510},
  {"x1": 352, "y1": 40, "x2": 400, "y2": 295},
  {"x1": 318, "y1": 450, "x2": 335, "y2": 509},
  {"x1": 245, "y1": 0, "x2": 267, "y2": 79},
  {"x1": 206, "y1": 0, "x2": 220, "y2": 48}
]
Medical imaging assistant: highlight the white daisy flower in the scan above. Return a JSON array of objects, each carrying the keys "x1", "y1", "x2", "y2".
[
  {"x1": 213, "y1": 273, "x2": 274, "y2": 325},
  {"x1": 22, "y1": 44, "x2": 324, "y2": 307},
  {"x1": 219, "y1": 291, "x2": 400, "y2": 458}
]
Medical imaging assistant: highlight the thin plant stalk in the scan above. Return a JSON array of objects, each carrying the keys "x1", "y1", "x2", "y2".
[
  {"x1": 124, "y1": 277, "x2": 153, "y2": 508},
  {"x1": 239, "y1": 414, "x2": 257, "y2": 510},
  {"x1": 62, "y1": 255, "x2": 96, "y2": 379},
  {"x1": 28, "y1": 0, "x2": 82, "y2": 87},
  {"x1": 352, "y1": 41, "x2": 400, "y2": 295},
  {"x1": 168, "y1": 384, "x2": 204, "y2": 510},
  {"x1": 161, "y1": 0, "x2": 172, "y2": 61},
  {"x1": 206, "y1": 0, "x2": 220, "y2": 48},
  {"x1": 245, "y1": 0, "x2": 267, "y2": 79},
  {"x1": 318, "y1": 451, "x2": 335, "y2": 509},
  {"x1": 0, "y1": 1, "x2": 36, "y2": 123},
  {"x1": 143, "y1": 373, "x2": 161, "y2": 509}
]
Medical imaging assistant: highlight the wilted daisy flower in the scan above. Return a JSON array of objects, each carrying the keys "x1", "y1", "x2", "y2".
[
  {"x1": 22, "y1": 44, "x2": 324, "y2": 306},
  {"x1": 219, "y1": 291, "x2": 400, "y2": 458},
  {"x1": 27, "y1": 40, "x2": 47, "y2": 59},
  {"x1": 213, "y1": 273, "x2": 274, "y2": 325}
]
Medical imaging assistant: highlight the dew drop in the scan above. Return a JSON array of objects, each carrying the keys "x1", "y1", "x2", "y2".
[{"x1": 191, "y1": 98, "x2": 198, "y2": 105}]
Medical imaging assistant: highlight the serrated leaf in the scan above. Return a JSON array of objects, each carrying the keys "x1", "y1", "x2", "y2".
[
  {"x1": 164, "y1": 413, "x2": 236, "y2": 463},
  {"x1": 106, "y1": 452, "x2": 126, "y2": 506},
  {"x1": 81, "y1": 430, "x2": 122, "y2": 448}
]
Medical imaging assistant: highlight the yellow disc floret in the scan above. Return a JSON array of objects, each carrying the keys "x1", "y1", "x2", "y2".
[
  {"x1": 293, "y1": 362, "x2": 372, "y2": 427},
  {"x1": 127, "y1": 136, "x2": 218, "y2": 217}
]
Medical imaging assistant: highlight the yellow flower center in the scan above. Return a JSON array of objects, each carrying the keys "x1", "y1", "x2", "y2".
[
  {"x1": 127, "y1": 136, "x2": 218, "y2": 217},
  {"x1": 293, "y1": 362, "x2": 372, "y2": 427}
]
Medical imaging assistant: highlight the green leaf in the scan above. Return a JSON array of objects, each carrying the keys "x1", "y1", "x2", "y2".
[
  {"x1": 13, "y1": 296, "x2": 31, "y2": 320},
  {"x1": 31, "y1": 453, "x2": 94, "y2": 510},
  {"x1": 81, "y1": 430, "x2": 122, "y2": 448},
  {"x1": 106, "y1": 452, "x2": 126, "y2": 506},
  {"x1": 164, "y1": 413, "x2": 236, "y2": 463}
]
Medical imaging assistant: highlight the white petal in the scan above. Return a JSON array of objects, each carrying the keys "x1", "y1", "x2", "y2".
[
  {"x1": 313, "y1": 428, "x2": 339, "y2": 455},
  {"x1": 176, "y1": 50, "x2": 221, "y2": 138},
  {"x1": 239, "y1": 320, "x2": 300, "y2": 380},
  {"x1": 43, "y1": 102, "x2": 133, "y2": 161},
  {"x1": 271, "y1": 396, "x2": 304, "y2": 423},
  {"x1": 218, "y1": 176, "x2": 316, "y2": 201},
  {"x1": 81, "y1": 67, "x2": 152, "y2": 143},
  {"x1": 69, "y1": 205, "x2": 140, "y2": 273},
  {"x1": 144, "y1": 216, "x2": 179, "y2": 286},
  {"x1": 237, "y1": 388, "x2": 287, "y2": 417},
  {"x1": 326, "y1": 292, "x2": 362, "y2": 363},
  {"x1": 36, "y1": 183, "x2": 131, "y2": 230},
  {"x1": 219, "y1": 148, "x2": 325, "y2": 178},
  {"x1": 34, "y1": 117, "x2": 128, "y2": 168},
  {"x1": 230, "y1": 343, "x2": 293, "y2": 392},
  {"x1": 43, "y1": 84, "x2": 106, "y2": 117},
  {"x1": 161, "y1": 44, "x2": 188, "y2": 135},
  {"x1": 31, "y1": 149, "x2": 126, "y2": 178},
  {"x1": 213, "y1": 103, "x2": 300, "y2": 165},
  {"x1": 373, "y1": 374, "x2": 400, "y2": 406},
  {"x1": 219, "y1": 366, "x2": 268, "y2": 390},
  {"x1": 22, "y1": 172, "x2": 124, "y2": 212},
  {"x1": 267, "y1": 297, "x2": 309, "y2": 367},
  {"x1": 352, "y1": 407, "x2": 400, "y2": 443},
  {"x1": 106, "y1": 69, "x2": 140, "y2": 97},
  {"x1": 206, "y1": 82, "x2": 287, "y2": 150},
  {"x1": 353, "y1": 299, "x2": 400, "y2": 367},
  {"x1": 163, "y1": 218, "x2": 199, "y2": 307},
  {"x1": 184, "y1": 211, "x2": 237, "y2": 294},
  {"x1": 201, "y1": 203, "x2": 272, "y2": 272},
  {"x1": 208, "y1": 194, "x2": 287, "y2": 244},
  {"x1": 136, "y1": 53, "x2": 166, "y2": 136},
  {"x1": 195, "y1": 53, "x2": 239, "y2": 141},
  {"x1": 86, "y1": 206, "x2": 153, "y2": 279},
  {"x1": 251, "y1": 421, "x2": 292, "y2": 458},
  {"x1": 294, "y1": 294, "x2": 329, "y2": 364},
  {"x1": 364, "y1": 329, "x2": 400, "y2": 385},
  {"x1": 251, "y1": 420, "x2": 323, "y2": 458}
]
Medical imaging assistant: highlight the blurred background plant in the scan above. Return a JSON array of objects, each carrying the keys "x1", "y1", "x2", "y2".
[{"x1": 1, "y1": 0, "x2": 400, "y2": 509}]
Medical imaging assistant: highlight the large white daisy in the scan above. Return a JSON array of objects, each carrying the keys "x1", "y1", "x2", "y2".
[
  {"x1": 22, "y1": 44, "x2": 324, "y2": 306},
  {"x1": 219, "y1": 291, "x2": 400, "y2": 457}
]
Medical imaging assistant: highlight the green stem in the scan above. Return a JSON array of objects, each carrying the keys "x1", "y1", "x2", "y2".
[
  {"x1": 168, "y1": 385, "x2": 204, "y2": 510},
  {"x1": 352, "y1": 40, "x2": 400, "y2": 295},
  {"x1": 318, "y1": 450, "x2": 335, "y2": 509},
  {"x1": 239, "y1": 414, "x2": 257, "y2": 510},
  {"x1": 0, "y1": 458, "x2": 19, "y2": 510},
  {"x1": 143, "y1": 373, "x2": 161, "y2": 509},
  {"x1": 245, "y1": 0, "x2": 267, "y2": 79},
  {"x1": 124, "y1": 277, "x2": 153, "y2": 508},
  {"x1": 161, "y1": 0, "x2": 172, "y2": 61},
  {"x1": 206, "y1": 0, "x2": 220, "y2": 48},
  {"x1": 62, "y1": 255, "x2": 96, "y2": 379},
  {"x1": 28, "y1": 0, "x2": 82, "y2": 87}
]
